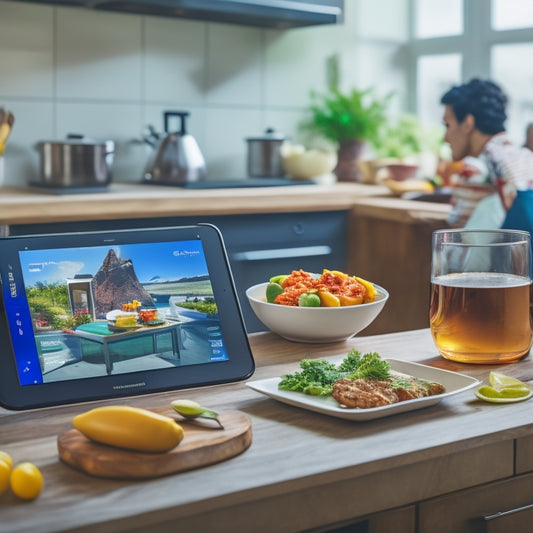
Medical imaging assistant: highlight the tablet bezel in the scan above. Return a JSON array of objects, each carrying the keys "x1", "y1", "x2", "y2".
[{"x1": 0, "y1": 224, "x2": 255, "y2": 410}]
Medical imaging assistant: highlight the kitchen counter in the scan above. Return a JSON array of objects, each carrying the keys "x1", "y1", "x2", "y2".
[
  {"x1": 0, "y1": 182, "x2": 449, "y2": 227},
  {"x1": 0, "y1": 182, "x2": 381, "y2": 226},
  {"x1": 2, "y1": 328, "x2": 533, "y2": 533}
]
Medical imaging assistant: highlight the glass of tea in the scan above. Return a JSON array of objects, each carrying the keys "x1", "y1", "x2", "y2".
[{"x1": 430, "y1": 229, "x2": 532, "y2": 364}]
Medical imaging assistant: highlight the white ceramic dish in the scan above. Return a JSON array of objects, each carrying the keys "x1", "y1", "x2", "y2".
[
  {"x1": 246, "y1": 359, "x2": 480, "y2": 421},
  {"x1": 245, "y1": 282, "x2": 389, "y2": 343}
]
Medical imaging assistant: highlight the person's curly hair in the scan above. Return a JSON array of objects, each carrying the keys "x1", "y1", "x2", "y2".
[{"x1": 441, "y1": 78, "x2": 507, "y2": 135}]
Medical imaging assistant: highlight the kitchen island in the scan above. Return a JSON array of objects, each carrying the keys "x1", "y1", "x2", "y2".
[
  {"x1": 1, "y1": 328, "x2": 533, "y2": 533},
  {"x1": 0, "y1": 182, "x2": 451, "y2": 333}
]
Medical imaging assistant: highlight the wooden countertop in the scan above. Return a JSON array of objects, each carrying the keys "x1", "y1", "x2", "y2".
[
  {"x1": 0, "y1": 182, "x2": 450, "y2": 226},
  {"x1": 1, "y1": 328, "x2": 532, "y2": 533}
]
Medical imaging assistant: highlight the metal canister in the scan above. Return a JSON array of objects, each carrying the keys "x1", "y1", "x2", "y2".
[{"x1": 245, "y1": 128, "x2": 287, "y2": 178}]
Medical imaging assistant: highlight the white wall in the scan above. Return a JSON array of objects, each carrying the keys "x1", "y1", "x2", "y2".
[{"x1": 0, "y1": 0, "x2": 409, "y2": 186}]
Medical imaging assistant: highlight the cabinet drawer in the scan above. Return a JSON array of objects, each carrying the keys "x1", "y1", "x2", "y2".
[
  {"x1": 483, "y1": 503, "x2": 533, "y2": 533},
  {"x1": 312, "y1": 504, "x2": 416, "y2": 533},
  {"x1": 419, "y1": 472, "x2": 533, "y2": 533},
  {"x1": 516, "y1": 434, "x2": 533, "y2": 474}
]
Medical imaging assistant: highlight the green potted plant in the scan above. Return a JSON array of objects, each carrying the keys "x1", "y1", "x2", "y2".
[
  {"x1": 300, "y1": 87, "x2": 391, "y2": 181},
  {"x1": 372, "y1": 114, "x2": 443, "y2": 181}
]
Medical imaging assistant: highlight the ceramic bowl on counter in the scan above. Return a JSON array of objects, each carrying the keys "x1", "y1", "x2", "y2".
[
  {"x1": 280, "y1": 143, "x2": 337, "y2": 180},
  {"x1": 384, "y1": 163, "x2": 420, "y2": 181},
  {"x1": 245, "y1": 282, "x2": 389, "y2": 343}
]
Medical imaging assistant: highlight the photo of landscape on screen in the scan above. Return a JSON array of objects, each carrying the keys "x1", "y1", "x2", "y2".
[{"x1": 17, "y1": 239, "x2": 228, "y2": 384}]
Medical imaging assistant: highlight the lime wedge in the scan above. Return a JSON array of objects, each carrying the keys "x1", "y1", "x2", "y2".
[
  {"x1": 478, "y1": 385, "x2": 530, "y2": 398},
  {"x1": 489, "y1": 371, "x2": 529, "y2": 391},
  {"x1": 269, "y1": 275, "x2": 288, "y2": 285},
  {"x1": 475, "y1": 385, "x2": 533, "y2": 404}
]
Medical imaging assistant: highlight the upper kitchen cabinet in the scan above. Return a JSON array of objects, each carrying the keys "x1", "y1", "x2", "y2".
[{"x1": 8, "y1": 0, "x2": 344, "y2": 28}]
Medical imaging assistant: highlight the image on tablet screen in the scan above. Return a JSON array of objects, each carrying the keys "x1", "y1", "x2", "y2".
[{"x1": 10, "y1": 239, "x2": 228, "y2": 385}]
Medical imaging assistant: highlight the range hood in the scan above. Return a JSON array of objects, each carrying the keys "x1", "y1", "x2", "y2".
[{"x1": 13, "y1": 0, "x2": 344, "y2": 28}]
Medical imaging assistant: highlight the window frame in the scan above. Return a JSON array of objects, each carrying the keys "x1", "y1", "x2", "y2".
[{"x1": 407, "y1": 0, "x2": 533, "y2": 115}]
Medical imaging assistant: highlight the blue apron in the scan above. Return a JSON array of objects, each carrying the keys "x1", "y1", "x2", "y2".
[
  {"x1": 501, "y1": 190, "x2": 533, "y2": 276},
  {"x1": 502, "y1": 190, "x2": 533, "y2": 234}
]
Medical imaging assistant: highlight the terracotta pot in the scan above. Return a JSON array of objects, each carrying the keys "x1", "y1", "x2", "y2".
[{"x1": 334, "y1": 139, "x2": 364, "y2": 182}]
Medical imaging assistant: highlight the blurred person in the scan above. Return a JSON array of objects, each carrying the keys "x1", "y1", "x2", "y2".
[{"x1": 439, "y1": 78, "x2": 533, "y2": 228}]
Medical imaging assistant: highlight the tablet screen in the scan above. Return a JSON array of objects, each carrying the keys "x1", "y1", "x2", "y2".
[{"x1": 0, "y1": 225, "x2": 254, "y2": 409}]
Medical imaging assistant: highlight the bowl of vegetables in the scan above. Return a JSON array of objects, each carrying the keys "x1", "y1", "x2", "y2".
[{"x1": 245, "y1": 269, "x2": 389, "y2": 343}]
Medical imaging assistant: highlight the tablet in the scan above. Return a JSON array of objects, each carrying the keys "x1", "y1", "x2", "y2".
[{"x1": 0, "y1": 224, "x2": 255, "y2": 410}]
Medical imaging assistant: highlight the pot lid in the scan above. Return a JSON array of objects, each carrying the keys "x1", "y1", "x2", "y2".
[
  {"x1": 245, "y1": 127, "x2": 288, "y2": 142},
  {"x1": 37, "y1": 134, "x2": 113, "y2": 147}
]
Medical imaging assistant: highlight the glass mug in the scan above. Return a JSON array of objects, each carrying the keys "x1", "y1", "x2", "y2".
[{"x1": 430, "y1": 229, "x2": 532, "y2": 364}]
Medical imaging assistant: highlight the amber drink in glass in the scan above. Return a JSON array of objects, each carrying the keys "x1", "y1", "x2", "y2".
[{"x1": 430, "y1": 229, "x2": 532, "y2": 364}]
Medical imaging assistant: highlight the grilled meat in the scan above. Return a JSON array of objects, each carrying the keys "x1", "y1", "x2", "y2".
[
  {"x1": 333, "y1": 378, "x2": 397, "y2": 408},
  {"x1": 332, "y1": 375, "x2": 446, "y2": 409}
]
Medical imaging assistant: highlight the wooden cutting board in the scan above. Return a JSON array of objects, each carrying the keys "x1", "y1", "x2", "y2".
[{"x1": 57, "y1": 410, "x2": 252, "y2": 480}]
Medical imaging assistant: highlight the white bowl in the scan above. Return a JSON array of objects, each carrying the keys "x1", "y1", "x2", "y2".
[
  {"x1": 281, "y1": 149, "x2": 337, "y2": 179},
  {"x1": 245, "y1": 282, "x2": 389, "y2": 343}
]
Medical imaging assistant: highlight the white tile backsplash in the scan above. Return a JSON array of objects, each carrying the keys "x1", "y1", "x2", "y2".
[
  {"x1": 56, "y1": 8, "x2": 142, "y2": 101},
  {"x1": 0, "y1": 0, "x2": 408, "y2": 188},
  {"x1": 0, "y1": 2, "x2": 54, "y2": 99},
  {"x1": 0, "y1": 99, "x2": 55, "y2": 185},
  {"x1": 144, "y1": 16, "x2": 206, "y2": 104},
  {"x1": 206, "y1": 23, "x2": 263, "y2": 106},
  {"x1": 354, "y1": 0, "x2": 409, "y2": 40},
  {"x1": 263, "y1": 25, "x2": 349, "y2": 108},
  {"x1": 264, "y1": 108, "x2": 307, "y2": 145},
  {"x1": 205, "y1": 107, "x2": 262, "y2": 179}
]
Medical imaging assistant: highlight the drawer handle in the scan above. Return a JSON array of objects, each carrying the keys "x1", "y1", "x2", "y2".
[
  {"x1": 232, "y1": 245, "x2": 332, "y2": 262},
  {"x1": 482, "y1": 502, "x2": 533, "y2": 532}
]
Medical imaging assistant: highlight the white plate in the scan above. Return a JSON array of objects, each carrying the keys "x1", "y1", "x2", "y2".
[{"x1": 246, "y1": 359, "x2": 480, "y2": 421}]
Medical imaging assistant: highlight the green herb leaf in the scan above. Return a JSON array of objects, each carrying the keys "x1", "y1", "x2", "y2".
[{"x1": 278, "y1": 351, "x2": 391, "y2": 397}]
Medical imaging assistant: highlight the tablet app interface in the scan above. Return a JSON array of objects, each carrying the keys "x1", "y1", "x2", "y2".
[{"x1": 4, "y1": 239, "x2": 229, "y2": 385}]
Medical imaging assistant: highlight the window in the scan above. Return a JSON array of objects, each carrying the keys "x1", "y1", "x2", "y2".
[
  {"x1": 417, "y1": 54, "x2": 461, "y2": 127},
  {"x1": 492, "y1": 0, "x2": 533, "y2": 30},
  {"x1": 410, "y1": 0, "x2": 533, "y2": 145},
  {"x1": 491, "y1": 43, "x2": 533, "y2": 142},
  {"x1": 415, "y1": 0, "x2": 463, "y2": 38}
]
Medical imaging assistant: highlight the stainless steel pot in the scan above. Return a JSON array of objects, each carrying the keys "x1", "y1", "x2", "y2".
[
  {"x1": 35, "y1": 134, "x2": 114, "y2": 187},
  {"x1": 245, "y1": 128, "x2": 287, "y2": 178}
]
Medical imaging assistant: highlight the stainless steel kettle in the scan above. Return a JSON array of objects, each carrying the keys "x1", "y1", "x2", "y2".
[{"x1": 142, "y1": 111, "x2": 206, "y2": 185}]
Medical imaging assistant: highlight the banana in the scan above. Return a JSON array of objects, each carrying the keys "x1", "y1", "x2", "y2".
[{"x1": 72, "y1": 405, "x2": 184, "y2": 453}]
